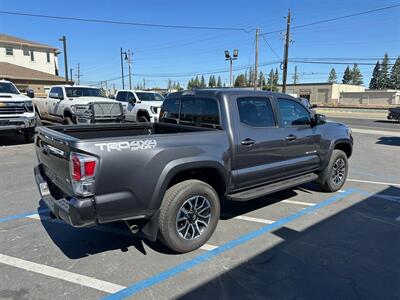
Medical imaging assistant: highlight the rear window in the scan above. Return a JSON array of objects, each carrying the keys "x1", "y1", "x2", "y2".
[{"x1": 160, "y1": 97, "x2": 220, "y2": 128}]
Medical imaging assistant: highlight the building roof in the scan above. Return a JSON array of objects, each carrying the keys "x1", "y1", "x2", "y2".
[
  {"x1": 277, "y1": 82, "x2": 365, "y2": 87},
  {"x1": 0, "y1": 62, "x2": 65, "y2": 83},
  {"x1": 0, "y1": 33, "x2": 57, "y2": 51}
]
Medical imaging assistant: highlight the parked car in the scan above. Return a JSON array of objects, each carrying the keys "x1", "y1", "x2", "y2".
[
  {"x1": 0, "y1": 80, "x2": 36, "y2": 142},
  {"x1": 387, "y1": 107, "x2": 400, "y2": 123},
  {"x1": 115, "y1": 90, "x2": 164, "y2": 122},
  {"x1": 34, "y1": 85, "x2": 125, "y2": 125},
  {"x1": 34, "y1": 89, "x2": 353, "y2": 253}
]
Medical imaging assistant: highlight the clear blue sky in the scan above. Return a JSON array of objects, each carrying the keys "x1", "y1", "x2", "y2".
[{"x1": 1, "y1": 0, "x2": 399, "y2": 89}]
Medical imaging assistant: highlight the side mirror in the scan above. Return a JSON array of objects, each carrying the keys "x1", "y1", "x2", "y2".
[
  {"x1": 109, "y1": 95, "x2": 115, "y2": 99},
  {"x1": 314, "y1": 114, "x2": 326, "y2": 126},
  {"x1": 27, "y1": 89, "x2": 35, "y2": 98}
]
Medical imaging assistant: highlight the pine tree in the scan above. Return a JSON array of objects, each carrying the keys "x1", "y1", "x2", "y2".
[
  {"x1": 274, "y1": 68, "x2": 279, "y2": 86},
  {"x1": 200, "y1": 75, "x2": 206, "y2": 88},
  {"x1": 208, "y1": 75, "x2": 214, "y2": 87},
  {"x1": 350, "y1": 64, "x2": 363, "y2": 85},
  {"x1": 176, "y1": 82, "x2": 183, "y2": 91},
  {"x1": 369, "y1": 61, "x2": 380, "y2": 89},
  {"x1": 258, "y1": 71, "x2": 266, "y2": 87},
  {"x1": 217, "y1": 76, "x2": 222, "y2": 87},
  {"x1": 378, "y1": 53, "x2": 391, "y2": 89},
  {"x1": 194, "y1": 76, "x2": 200, "y2": 88},
  {"x1": 328, "y1": 68, "x2": 337, "y2": 83},
  {"x1": 342, "y1": 66, "x2": 351, "y2": 84},
  {"x1": 389, "y1": 56, "x2": 400, "y2": 89},
  {"x1": 234, "y1": 74, "x2": 247, "y2": 87},
  {"x1": 292, "y1": 65, "x2": 299, "y2": 84}
]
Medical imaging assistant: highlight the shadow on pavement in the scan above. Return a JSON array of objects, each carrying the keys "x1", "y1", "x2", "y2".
[
  {"x1": 0, "y1": 133, "x2": 30, "y2": 146},
  {"x1": 374, "y1": 120, "x2": 398, "y2": 124},
  {"x1": 177, "y1": 186, "x2": 400, "y2": 300},
  {"x1": 376, "y1": 136, "x2": 400, "y2": 146}
]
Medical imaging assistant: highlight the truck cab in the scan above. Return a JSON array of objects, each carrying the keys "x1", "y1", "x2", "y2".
[
  {"x1": 34, "y1": 85, "x2": 125, "y2": 125},
  {"x1": 115, "y1": 90, "x2": 164, "y2": 123},
  {"x1": 0, "y1": 80, "x2": 36, "y2": 142}
]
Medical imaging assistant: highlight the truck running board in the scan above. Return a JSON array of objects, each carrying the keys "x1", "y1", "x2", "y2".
[{"x1": 228, "y1": 173, "x2": 318, "y2": 201}]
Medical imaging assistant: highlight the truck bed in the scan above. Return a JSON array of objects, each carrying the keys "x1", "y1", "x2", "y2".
[{"x1": 44, "y1": 122, "x2": 216, "y2": 140}]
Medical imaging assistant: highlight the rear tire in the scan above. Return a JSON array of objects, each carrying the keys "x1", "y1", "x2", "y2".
[
  {"x1": 158, "y1": 180, "x2": 220, "y2": 253},
  {"x1": 318, "y1": 149, "x2": 348, "y2": 192},
  {"x1": 64, "y1": 116, "x2": 74, "y2": 125},
  {"x1": 138, "y1": 115, "x2": 149, "y2": 122}
]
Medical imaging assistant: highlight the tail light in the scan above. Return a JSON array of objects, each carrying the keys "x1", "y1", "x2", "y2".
[{"x1": 69, "y1": 152, "x2": 98, "y2": 196}]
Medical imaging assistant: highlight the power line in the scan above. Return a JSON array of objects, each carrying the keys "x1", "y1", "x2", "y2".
[
  {"x1": 262, "y1": 35, "x2": 281, "y2": 59},
  {"x1": 0, "y1": 10, "x2": 251, "y2": 32},
  {"x1": 289, "y1": 60, "x2": 395, "y2": 66},
  {"x1": 261, "y1": 4, "x2": 400, "y2": 35}
]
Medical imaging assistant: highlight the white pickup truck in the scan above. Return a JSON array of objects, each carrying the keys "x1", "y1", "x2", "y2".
[
  {"x1": 0, "y1": 80, "x2": 36, "y2": 142},
  {"x1": 114, "y1": 90, "x2": 164, "y2": 122},
  {"x1": 34, "y1": 85, "x2": 125, "y2": 125}
]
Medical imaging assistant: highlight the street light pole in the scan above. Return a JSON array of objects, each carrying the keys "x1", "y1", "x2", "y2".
[
  {"x1": 127, "y1": 49, "x2": 132, "y2": 89},
  {"x1": 225, "y1": 49, "x2": 238, "y2": 88},
  {"x1": 59, "y1": 36, "x2": 68, "y2": 84}
]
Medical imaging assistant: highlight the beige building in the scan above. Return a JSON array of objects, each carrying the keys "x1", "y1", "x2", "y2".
[
  {"x1": 339, "y1": 90, "x2": 400, "y2": 106},
  {"x1": 278, "y1": 83, "x2": 365, "y2": 104},
  {"x1": 0, "y1": 33, "x2": 66, "y2": 96}
]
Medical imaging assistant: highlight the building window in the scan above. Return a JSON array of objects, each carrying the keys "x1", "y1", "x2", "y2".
[
  {"x1": 5, "y1": 48, "x2": 13, "y2": 56},
  {"x1": 30, "y1": 50, "x2": 35, "y2": 61},
  {"x1": 46, "y1": 52, "x2": 50, "y2": 63},
  {"x1": 23, "y1": 48, "x2": 30, "y2": 56}
]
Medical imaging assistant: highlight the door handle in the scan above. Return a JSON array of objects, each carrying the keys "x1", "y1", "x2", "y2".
[
  {"x1": 286, "y1": 134, "x2": 297, "y2": 141},
  {"x1": 241, "y1": 138, "x2": 256, "y2": 146}
]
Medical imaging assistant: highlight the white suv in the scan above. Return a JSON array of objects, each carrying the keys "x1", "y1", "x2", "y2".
[
  {"x1": 34, "y1": 85, "x2": 125, "y2": 125},
  {"x1": 114, "y1": 90, "x2": 164, "y2": 122}
]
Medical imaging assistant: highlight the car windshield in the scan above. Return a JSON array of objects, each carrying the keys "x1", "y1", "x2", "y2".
[
  {"x1": 65, "y1": 87, "x2": 106, "y2": 98},
  {"x1": 136, "y1": 92, "x2": 164, "y2": 101},
  {"x1": 0, "y1": 82, "x2": 20, "y2": 94}
]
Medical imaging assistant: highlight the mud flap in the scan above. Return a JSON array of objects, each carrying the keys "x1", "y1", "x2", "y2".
[{"x1": 141, "y1": 210, "x2": 160, "y2": 242}]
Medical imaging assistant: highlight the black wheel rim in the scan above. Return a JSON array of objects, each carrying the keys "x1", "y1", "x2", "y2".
[
  {"x1": 176, "y1": 196, "x2": 211, "y2": 240},
  {"x1": 332, "y1": 158, "x2": 346, "y2": 185}
]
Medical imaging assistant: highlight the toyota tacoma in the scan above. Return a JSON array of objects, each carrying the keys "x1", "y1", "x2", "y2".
[{"x1": 34, "y1": 89, "x2": 353, "y2": 253}]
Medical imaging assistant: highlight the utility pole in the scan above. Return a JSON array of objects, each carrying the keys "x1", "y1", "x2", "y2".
[
  {"x1": 127, "y1": 49, "x2": 132, "y2": 89},
  {"x1": 254, "y1": 27, "x2": 260, "y2": 90},
  {"x1": 293, "y1": 65, "x2": 298, "y2": 84},
  {"x1": 120, "y1": 47, "x2": 125, "y2": 89},
  {"x1": 77, "y1": 63, "x2": 81, "y2": 84},
  {"x1": 70, "y1": 68, "x2": 73, "y2": 84},
  {"x1": 282, "y1": 9, "x2": 291, "y2": 93},
  {"x1": 59, "y1": 36, "x2": 68, "y2": 83}
]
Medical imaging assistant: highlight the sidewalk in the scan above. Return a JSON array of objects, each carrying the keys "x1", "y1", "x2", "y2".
[{"x1": 316, "y1": 108, "x2": 388, "y2": 120}]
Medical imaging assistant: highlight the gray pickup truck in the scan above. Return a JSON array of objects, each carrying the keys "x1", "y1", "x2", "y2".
[{"x1": 34, "y1": 89, "x2": 353, "y2": 253}]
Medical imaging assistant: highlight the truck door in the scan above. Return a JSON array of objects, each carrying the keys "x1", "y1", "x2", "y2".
[
  {"x1": 275, "y1": 97, "x2": 322, "y2": 177},
  {"x1": 232, "y1": 96, "x2": 288, "y2": 189},
  {"x1": 48, "y1": 87, "x2": 64, "y2": 119}
]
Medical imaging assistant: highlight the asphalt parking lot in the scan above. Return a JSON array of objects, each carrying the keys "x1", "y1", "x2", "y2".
[{"x1": 1, "y1": 117, "x2": 399, "y2": 300}]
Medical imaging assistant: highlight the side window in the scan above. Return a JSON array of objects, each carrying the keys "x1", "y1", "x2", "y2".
[
  {"x1": 160, "y1": 98, "x2": 180, "y2": 124},
  {"x1": 277, "y1": 98, "x2": 311, "y2": 127},
  {"x1": 49, "y1": 87, "x2": 57, "y2": 98},
  {"x1": 180, "y1": 98, "x2": 220, "y2": 127},
  {"x1": 57, "y1": 88, "x2": 64, "y2": 98},
  {"x1": 116, "y1": 91, "x2": 126, "y2": 102},
  {"x1": 126, "y1": 92, "x2": 135, "y2": 103},
  {"x1": 237, "y1": 97, "x2": 276, "y2": 127}
]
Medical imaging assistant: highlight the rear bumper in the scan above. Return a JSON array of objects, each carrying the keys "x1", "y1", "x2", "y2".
[
  {"x1": 34, "y1": 165, "x2": 97, "y2": 227},
  {"x1": 387, "y1": 112, "x2": 399, "y2": 120},
  {"x1": 0, "y1": 116, "x2": 35, "y2": 132}
]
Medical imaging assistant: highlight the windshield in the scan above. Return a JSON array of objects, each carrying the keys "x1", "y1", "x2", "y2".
[
  {"x1": 65, "y1": 87, "x2": 106, "y2": 98},
  {"x1": 136, "y1": 92, "x2": 164, "y2": 101},
  {"x1": 0, "y1": 82, "x2": 20, "y2": 94}
]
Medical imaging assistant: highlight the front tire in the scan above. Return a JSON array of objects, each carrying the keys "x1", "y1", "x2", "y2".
[
  {"x1": 23, "y1": 129, "x2": 35, "y2": 143},
  {"x1": 138, "y1": 115, "x2": 149, "y2": 122},
  {"x1": 64, "y1": 116, "x2": 74, "y2": 125},
  {"x1": 318, "y1": 149, "x2": 348, "y2": 192},
  {"x1": 158, "y1": 180, "x2": 220, "y2": 253}
]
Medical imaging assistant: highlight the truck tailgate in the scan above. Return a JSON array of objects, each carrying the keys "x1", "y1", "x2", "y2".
[{"x1": 35, "y1": 127, "x2": 76, "y2": 197}]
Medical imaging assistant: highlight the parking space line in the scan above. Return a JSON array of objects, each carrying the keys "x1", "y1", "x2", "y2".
[
  {"x1": 103, "y1": 189, "x2": 356, "y2": 300},
  {"x1": 281, "y1": 200, "x2": 315, "y2": 206},
  {"x1": 347, "y1": 179, "x2": 400, "y2": 187},
  {"x1": 0, "y1": 253, "x2": 125, "y2": 293},
  {"x1": 0, "y1": 209, "x2": 49, "y2": 224},
  {"x1": 234, "y1": 215, "x2": 275, "y2": 224},
  {"x1": 200, "y1": 244, "x2": 218, "y2": 251}
]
